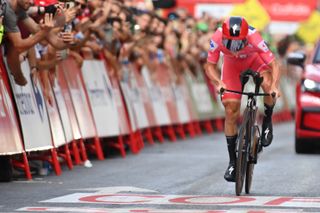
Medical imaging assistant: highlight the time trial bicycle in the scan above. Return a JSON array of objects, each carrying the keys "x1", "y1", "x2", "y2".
[{"x1": 220, "y1": 69, "x2": 275, "y2": 196}]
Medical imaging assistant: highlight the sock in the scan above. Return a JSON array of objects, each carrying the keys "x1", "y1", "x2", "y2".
[
  {"x1": 264, "y1": 103, "x2": 274, "y2": 122},
  {"x1": 226, "y1": 135, "x2": 237, "y2": 164}
]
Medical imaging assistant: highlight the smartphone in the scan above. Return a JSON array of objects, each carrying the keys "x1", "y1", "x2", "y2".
[
  {"x1": 65, "y1": 1, "x2": 75, "y2": 9},
  {"x1": 63, "y1": 23, "x2": 72, "y2": 32}
]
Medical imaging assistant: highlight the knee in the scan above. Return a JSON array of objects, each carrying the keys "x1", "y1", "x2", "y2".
[{"x1": 224, "y1": 102, "x2": 240, "y2": 122}]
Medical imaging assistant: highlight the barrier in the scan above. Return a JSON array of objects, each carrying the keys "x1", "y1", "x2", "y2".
[
  {"x1": 106, "y1": 68, "x2": 138, "y2": 154},
  {"x1": 40, "y1": 72, "x2": 73, "y2": 170},
  {"x1": 81, "y1": 59, "x2": 126, "y2": 157},
  {"x1": 60, "y1": 58, "x2": 104, "y2": 161},
  {"x1": 5, "y1": 58, "x2": 62, "y2": 176},
  {"x1": 0, "y1": 63, "x2": 25, "y2": 155},
  {"x1": 0, "y1": 52, "x2": 31, "y2": 180},
  {"x1": 82, "y1": 60, "x2": 120, "y2": 137},
  {"x1": 132, "y1": 66, "x2": 157, "y2": 145},
  {"x1": 141, "y1": 66, "x2": 169, "y2": 142},
  {"x1": 184, "y1": 70, "x2": 217, "y2": 134},
  {"x1": 55, "y1": 65, "x2": 84, "y2": 165}
]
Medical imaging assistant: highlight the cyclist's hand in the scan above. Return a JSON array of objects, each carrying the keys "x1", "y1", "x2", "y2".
[
  {"x1": 216, "y1": 80, "x2": 226, "y2": 94},
  {"x1": 270, "y1": 85, "x2": 280, "y2": 98}
]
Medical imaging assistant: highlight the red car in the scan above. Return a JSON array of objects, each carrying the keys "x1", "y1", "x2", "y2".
[{"x1": 287, "y1": 43, "x2": 320, "y2": 153}]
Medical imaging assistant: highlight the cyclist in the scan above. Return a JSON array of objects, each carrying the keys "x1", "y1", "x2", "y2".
[{"x1": 205, "y1": 16, "x2": 280, "y2": 182}]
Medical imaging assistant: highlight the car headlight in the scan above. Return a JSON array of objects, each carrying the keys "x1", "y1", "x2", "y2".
[{"x1": 302, "y1": 79, "x2": 320, "y2": 92}]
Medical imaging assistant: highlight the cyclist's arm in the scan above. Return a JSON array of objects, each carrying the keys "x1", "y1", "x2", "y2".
[
  {"x1": 205, "y1": 62, "x2": 223, "y2": 88},
  {"x1": 270, "y1": 59, "x2": 280, "y2": 88}
]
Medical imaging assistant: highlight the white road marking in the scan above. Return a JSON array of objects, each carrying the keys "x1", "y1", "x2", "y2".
[
  {"x1": 71, "y1": 186, "x2": 158, "y2": 194},
  {"x1": 17, "y1": 206, "x2": 306, "y2": 213},
  {"x1": 40, "y1": 193, "x2": 320, "y2": 208}
]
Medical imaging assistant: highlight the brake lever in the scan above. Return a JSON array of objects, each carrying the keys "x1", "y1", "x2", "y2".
[{"x1": 219, "y1": 87, "x2": 225, "y2": 95}]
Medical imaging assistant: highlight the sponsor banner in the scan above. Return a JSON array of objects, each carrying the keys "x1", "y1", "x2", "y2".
[
  {"x1": 109, "y1": 76, "x2": 131, "y2": 135},
  {"x1": 230, "y1": 0, "x2": 270, "y2": 31},
  {"x1": 180, "y1": 78, "x2": 198, "y2": 121},
  {"x1": 0, "y1": 62, "x2": 24, "y2": 155},
  {"x1": 121, "y1": 64, "x2": 150, "y2": 129},
  {"x1": 120, "y1": 81, "x2": 137, "y2": 131},
  {"x1": 55, "y1": 65, "x2": 81, "y2": 141},
  {"x1": 141, "y1": 67, "x2": 171, "y2": 126},
  {"x1": 173, "y1": 85, "x2": 190, "y2": 124},
  {"x1": 132, "y1": 67, "x2": 157, "y2": 127},
  {"x1": 43, "y1": 77, "x2": 66, "y2": 148},
  {"x1": 260, "y1": 0, "x2": 317, "y2": 22},
  {"x1": 7, "y1": 60, "x2": 52, "y2": 152},
  {"x1": 195, "y1": 3, "x2": 234, "y2": 19},
  {"x1": 187, "y1": 79, "x2": 216, "y2": 120},
  {"x1": 160, "y1": 86, "x2": 180, "y2": 124},
  {"x1": 268, "y1": 21, "x2": 300, "y2": 35},
  {"x1": 61, "y1": 58, "x2": 96, "y2": 139},
  {"x1": 155, "y1": 64, "x2": 180, "y2": 124},
  {"x1": 81, "y1": 60, "x2": 120, "y2": 137},
  {"x1": 130, "y1": 87, "x2": 149, "y2": 129}
]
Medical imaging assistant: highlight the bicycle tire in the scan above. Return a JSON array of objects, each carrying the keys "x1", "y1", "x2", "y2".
[
  {"x1": 245, "y1": 125, "x2": 259, "y2": 194},
  {"x1": 235, "y1": 124, "x2": 248, "y2": 196}
]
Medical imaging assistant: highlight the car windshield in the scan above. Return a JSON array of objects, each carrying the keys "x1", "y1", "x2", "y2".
[{"x1": 313, "y1": 44, "x2": 320, "y2": 64}]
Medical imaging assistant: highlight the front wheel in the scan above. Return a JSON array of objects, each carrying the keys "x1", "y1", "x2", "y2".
[
  {"x1": 245, "y1": 125, "x2": 260, "y2": 194},
  {"x1": 235, "y1": 125, "x2": 248, "y2": 196}
]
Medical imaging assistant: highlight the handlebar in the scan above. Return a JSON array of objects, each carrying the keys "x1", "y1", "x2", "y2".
[{"x1": 219, "y1": 88, "x2": 276, "y2": 98}]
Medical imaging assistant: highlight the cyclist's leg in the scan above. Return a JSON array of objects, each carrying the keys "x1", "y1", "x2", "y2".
[
  {"x1": 260, "y1": 71, "x2": 275, "y2": 146},
  {"x1": 222, "y1": 100, "x2": 241, "y2": 182},
  {"x1": 221, "y1": 59, "x2": 243, "y2": 182},
  {"x1": 250, "y1": 54, "x2": 276, "y2": 146}
]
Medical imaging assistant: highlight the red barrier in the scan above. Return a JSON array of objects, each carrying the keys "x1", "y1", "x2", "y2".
[
  {"x1": 154, "y1": 63, "x2": 178, "y2": 141},
  {"x1": 62, "y1": 58, "x2": 104, "y2": 160},
  {"x1": 132, "y1": 67, "x2": 156, "y2": 145},
  {"x1": 0, "y1": 52, "x2": 31, "y2": 180}
]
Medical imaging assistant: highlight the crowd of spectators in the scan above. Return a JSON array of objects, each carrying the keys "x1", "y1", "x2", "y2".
[{"x1": 0, "y1": 0, "x2": 309, "y2": 104}]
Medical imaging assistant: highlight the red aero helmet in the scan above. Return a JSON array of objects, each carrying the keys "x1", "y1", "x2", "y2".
[{"x1": 222, "y1": 16, "x2": 249, "y2": 40}]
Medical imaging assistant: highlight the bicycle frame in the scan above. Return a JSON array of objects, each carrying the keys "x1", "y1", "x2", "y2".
[{"x1": 220, "y1": 69, "x2": 272, "y2": 196}]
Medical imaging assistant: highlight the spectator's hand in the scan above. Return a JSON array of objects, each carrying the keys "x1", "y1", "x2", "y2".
[
  {"x1": 31, "y1": 67, "x2": 39, "y2": 85},
  {"x1": 102, "y1": 0, "x2": 112, "y2": 16},
  {"x1": 40, "y1": 13, "x2": 55, "y2": 32},
  {"x1": 60, "y1": 31, "x2": 75, "y2": 44},
  {"x1": 63, "y1": 7, "x2": 77, "y2": 23},
  {"x1": 88, "y1": 21, "x2": 101, "y2": 32}
]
